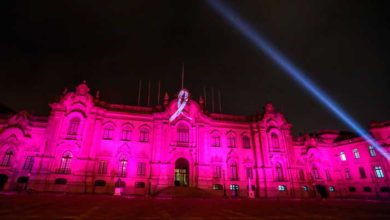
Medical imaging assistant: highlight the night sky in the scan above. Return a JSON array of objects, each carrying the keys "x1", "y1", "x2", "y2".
[{"x1": 1, "y1": 0, "x2": 389, "y2": 135}]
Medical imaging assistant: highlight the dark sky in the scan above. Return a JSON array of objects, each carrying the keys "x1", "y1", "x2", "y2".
[{"x1": 1, "y1": 0, "x2": 389, "y2": 135}]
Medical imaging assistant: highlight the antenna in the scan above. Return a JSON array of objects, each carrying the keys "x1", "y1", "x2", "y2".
[
  {"x1": 218, "y1": 89, "x2": 222, "y2": 112},
  {"x1": 211, "y1": 87, "x2": 215, "y2": 112},
  {"x1": 181, "y1": 63, "x2": 185, "y2": 89},
  {"x1": 157, "y1": 80, "x2": 161, "y2": 105},
  {"x1": 203, "y1": 86, "x2": 207, "y2": 108},
  {"x1": 147, "y1": 80, "x2": 151, "y2": 106},
  {"x1": 137, "y1": 80, "x2": 142, "y2": 106}
]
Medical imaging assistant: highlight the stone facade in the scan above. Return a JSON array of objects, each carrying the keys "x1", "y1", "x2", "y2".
[{"x1": 0, "y1": 81, "x2": 389, "y2": 199}]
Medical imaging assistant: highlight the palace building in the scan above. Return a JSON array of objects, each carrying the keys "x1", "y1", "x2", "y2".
[{"x1": 0, "y1": 81, "x2": 389, "y2": 199}]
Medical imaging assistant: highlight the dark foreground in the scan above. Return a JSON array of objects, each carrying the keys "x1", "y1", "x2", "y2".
[{"x1": 0, "y1": 194, "x2": 389, "y2": 219}]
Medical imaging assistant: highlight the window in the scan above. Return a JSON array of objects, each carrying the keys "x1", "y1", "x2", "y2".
[
  {"x1": 122, "y1": 127, "x2": 132, "y2": 141},
  {"x1": 67, "y1": 117, "x2": 80, "y2": 135},
  {"x1": 213, "y1": 184, "x2": 223, "y2": 190},
  {"x1": 271, "y1": 133, "x2": 280, "y2": 149},
  {"x1": 349, "y1": 187, "x2": 356, "y2": 192},
  {"x1": 353, "y1": 148, "x2": 360, "y2": 159},
  {"x1": 118, "y1": 154, "x2": 127, "y2": 177},
  {"x1": 54, "y1": 178, "x2": 67, "y2": 185},
  {"x1": 214, "y1": 166, "x2": 221, "y2": 178},
  {"x1": 94, "y1": 180, "x2": 106, "y2": 187},
  {"x1": 242, "y1": 136, "x2": 251, "y2": 149},
  {"x1": 325, "y1": 170, "x2": 332, "y2": 181},
  {"x1": 368, "y1": 146, "x2": 376, "y2": 157},
  {"x1": 139, "y1": 128, "x2": 150, "y2": 142},
  {"x1": 17, "y1": 176, "x2": 29, "y2": 183},
  {"x1": 135, "y1": 182, "x2": 146, "y2": 188},
  {"x1": 246, "y1": 167, "x2": 253, "y2": 179},
  {"x1": 278, "y1": 185, "x2": 287, "y2": 191},
  {"x1": 345, "y1": 168, "x2": 351, "y2": 179},
  {"x1": 230, "y1": 184, "x2": 239, "y2": 190},
  {"x1": 115, "y1": 179, "x2": 126, "y2": 188},
  {"x1": 177, "y1": 125, "x2": 189, "y2": 144},
  {"x1": 299, "y1": 170, "x2": 305, "y2": 181},
  {"x1": 358, "y1": 167, "x2": 367, "y2": 179},
  {"x1": 329, "y1": 186, "x2": 335, "y2": 192},
  {"x1": 211, "y1": 134, "x2": 220, "y2": 147},
  {"x1": 1, "y1": 149, "x2": 14, "y2": 167},
  {"x1": 312, "y1": 167, "x2": 320, "y2": 179},
  {"x1": 363, "y1": 187, "x2": 372, "y2": 192},
  {"x1": 103, "y1": 125, "x2": 114, "y2": 139},
  {"x1": 380, "y1": 187, "x2": 390, "y2": 192},
  {"x1": 58, "y1": 151, "x2": 72, "y2": 174},
  {"x1": 275, "y1": 163, "x2": 284, "y2": 181},
  {"x1": 340, "y1": 152, "x2": 347, "y2": 161},
  {"x1": 23, "y1": 156, "x2": 34, "y2": 171},
  {"x1": 98, "y1": 160, "x2": 108, "y2": 174},
  {"x1": 227, "y1": 135, "x2": 236, "y2": 148},
  {"x1": 303, "y1": 186, "x2": 309, "y2": 191},
  {"x1": 374, "y1": 166, "x2": 384, "y2": 178},
  {"x1": 137, "y1": 162, "x2": 146, "y2": 176},
  {"x1": 230, "y1": 162, "x2": 238, "y2": 180}
]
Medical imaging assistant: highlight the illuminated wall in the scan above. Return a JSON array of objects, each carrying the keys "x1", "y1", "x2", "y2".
[{"x1": 0, "y1": 82, "x2": 388, "y2": 198}]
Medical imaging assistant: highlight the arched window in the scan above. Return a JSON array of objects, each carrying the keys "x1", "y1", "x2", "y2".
[
  {"x1": 340, "y1": 152, "x2": 347, "y2": 161},
  {"x1": 275, "y1": 163, "x2": 284, "y2": 181},
  {"x1": 121, "y1": 127, "x2": 132, "y2": 141},
  {"x1": 242, "y1": 136, "x2": 251, "y2": 149},
  {"x1": 118, "y1": 154, "x2": 128, "y2": 177},
  {"x1": 359, "y1": 167, "x2": 367, "y2": 179},
  {"x1": 177, "y1": 125, "x2": 189, "y2": 144},
  {"x1": 58, "y1": 151, "x2": 72, "y2": 174},
  {"x1": 1, "y1": 149, "x2": 14, "y2": 167},
  {"x1": 353, "y1": 148, "x2": 360, "y2": 159},
  {"x1": 213, "y1": 166, "x2": 222, "y2": 178},
  {"x1": 299, "y1": 169, "x2": 305, "y2": 181},
  {"x1": 22, "y1": 156, "x2": 34, "y2": 171},
  {"x1": 103, "y1": 125, "x2": 114, "y2": 139},
  {"x1": 374, "y1": 166, "x2": 384, "y2": 178},
  {"x1": 211, "y1": 133, "x2": 220, "y2": 147},
  {"x1": 230, "y1": 162, "x2": 238, "y2": 180},
  {"x1": 345, "y1": 168, "x2": 351, "y2": 179},
  {"x1": 312, "y1": 166, "x2": 320, "y2": 179},
  {"x1": 227, "y1": 135, "x2": 236, "y2": 148},
  {"x1": 139, "y1": 127, "x2": 150, "y2": 142},
  {"x1": 368, "y1": 146, "x2": 376, "y2": 157},
  {"x1": 325, "y1": 170, "x2": 332, "y2": 181},
  {"x1": 67, "y1": 117, "x2": 80, "y2": 135},
  {"x1": 271, "y1": 133, "x2": 279, "y2": 149}
]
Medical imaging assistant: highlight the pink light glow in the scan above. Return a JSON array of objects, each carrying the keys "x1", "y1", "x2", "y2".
[{"x1": 0, "y1": 81, "x2": 389, "y2": 199}]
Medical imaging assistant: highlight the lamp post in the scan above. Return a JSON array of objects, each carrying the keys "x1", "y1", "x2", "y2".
[
  {"x1": 223, "y1": 169, "x2": 227, "y2": 198},
  {"x1": 370, "y1": 172, "x2": 380, "y2": 199},
  {"x1": 25, "y1": 172, "x2": 31, "y2": 192}
]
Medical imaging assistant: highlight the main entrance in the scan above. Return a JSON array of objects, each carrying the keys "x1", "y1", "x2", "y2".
[
  {"x1": 174, "y1": 158, "x2": 189, "y2": 187},
  {"x1": 0, "y1": 174, "x2": 8, "y2": 190}
]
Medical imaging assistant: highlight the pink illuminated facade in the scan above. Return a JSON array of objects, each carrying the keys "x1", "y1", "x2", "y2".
[{"x1": 0, "y1": 81, "x2": 389, "y2": 199}]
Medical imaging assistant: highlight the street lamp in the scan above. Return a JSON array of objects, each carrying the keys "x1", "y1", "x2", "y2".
[{"x1": 223, "y1": 169, "x2": 227, "y2": 198}]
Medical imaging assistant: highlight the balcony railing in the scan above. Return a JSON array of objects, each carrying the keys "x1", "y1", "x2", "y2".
[{"x1": 55, "y1": 168, "x2": 71, "y2": 174}]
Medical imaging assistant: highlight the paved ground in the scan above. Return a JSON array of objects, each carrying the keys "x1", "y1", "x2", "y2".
[{"x1": 0, "y1": 194, "x2": 389, "y2": 219}]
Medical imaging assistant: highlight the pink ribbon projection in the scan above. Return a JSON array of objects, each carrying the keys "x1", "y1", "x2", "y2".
[{"x1": 169, "y1": 89, "x2": 191, "y2": 122}]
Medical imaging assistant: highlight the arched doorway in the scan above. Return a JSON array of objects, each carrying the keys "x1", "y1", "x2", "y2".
[
  {"x1": 0, "y1": 174, "x2": 8, "y2": 190},
  {"x1": 315, "y1": 184, "x2": 328, "y2": 198},
  {"x1": 174, "y1": 158, "x2": 189, "y2": 187}
]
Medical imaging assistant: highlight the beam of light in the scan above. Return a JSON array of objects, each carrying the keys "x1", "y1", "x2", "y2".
[{"x1": 207, "y1": 0, "x2": 389, "y2": 160}]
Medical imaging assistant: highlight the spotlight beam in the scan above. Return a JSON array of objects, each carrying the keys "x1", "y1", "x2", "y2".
[{"x1": 207, "y1": 0, "x2": 388, "y2": 160}]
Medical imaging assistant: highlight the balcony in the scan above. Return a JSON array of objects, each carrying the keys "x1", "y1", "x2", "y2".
[
  {"x1": 170, "y1": 142, "x2": 196, "y2": 148},
  {"x1": 55, "y1": 168, "x2": 71, "y2": 174}
]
